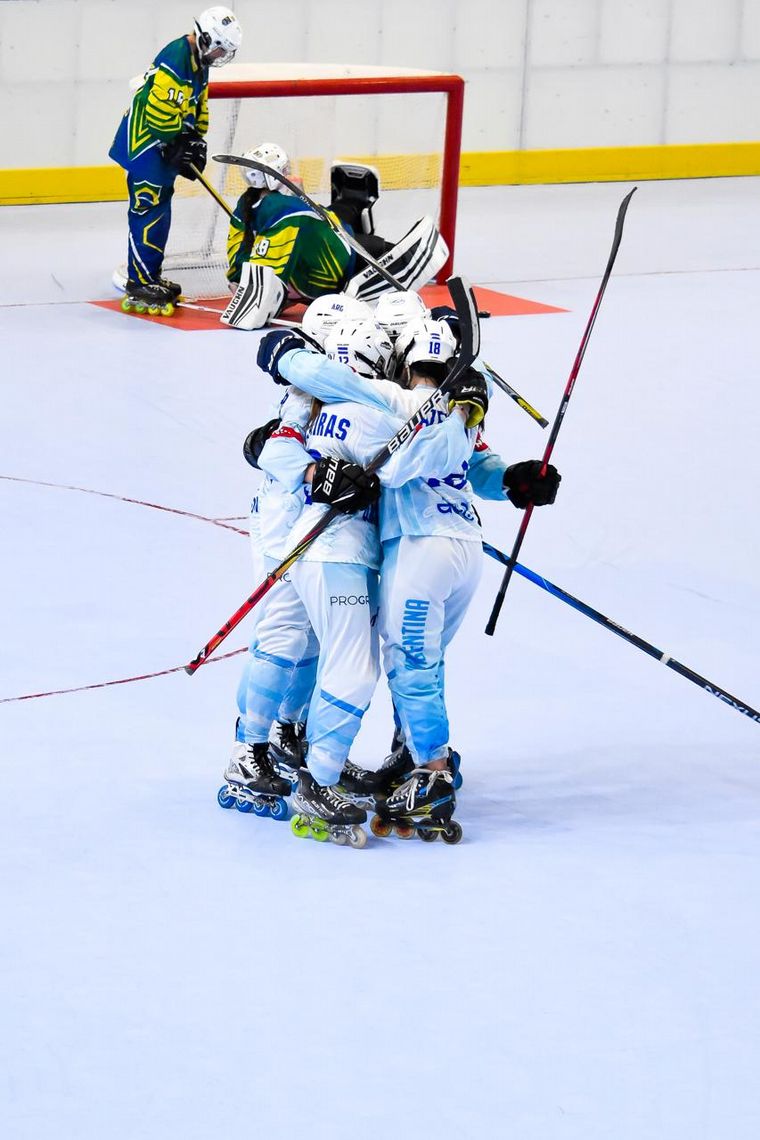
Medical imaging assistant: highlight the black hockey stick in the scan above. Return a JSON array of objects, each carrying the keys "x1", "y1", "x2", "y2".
[
  {"x1": 482, "y1": 542, "x2": 760, "y2": 725},
  {"x1": 185, "y1": 275, "x2": 480, "y2": 673},
  {"x1": 214, "y1": 153, "x2": 548, "y2": 427},
  {"x1": 485, "y1": 187, "x2": 637, "y2": 637}
]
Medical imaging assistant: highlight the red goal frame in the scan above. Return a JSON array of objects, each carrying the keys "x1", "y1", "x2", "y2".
[{"x1": 208, "y1": 72, "x2": 465, "y2": 283}]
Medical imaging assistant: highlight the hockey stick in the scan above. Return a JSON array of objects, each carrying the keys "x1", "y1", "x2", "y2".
[
  {"x1": 485, "y1": 187, "x2": 637, "y2": 637},
  {"x1": 177, "y1": 297, "x2": 302, "y2": 330},
  {"x1": 481, "y1": 542, "x2": 760, "y2": 725},
  {"x1": 188, "y1": 162, "x2": 234, "y2": 218},
  {"x1": 213, "y1": 153, "x2": 548, "y2": 427},
  {"x1": 185, "y1": 275, "x2": 480, "y2": 674}
]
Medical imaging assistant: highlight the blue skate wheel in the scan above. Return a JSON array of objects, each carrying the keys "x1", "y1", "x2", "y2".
[
  {"x1": 236, "y1": 798, "x2": 254, "y2": 814},
  {"x1": 217, "y1": 786, "x2": 236, "y2": 810},
  {"x1": 270, "y1": 798, "x2": 289, "y2": 822},
  {"x1": 251, "y1": 800, "x2": 270, "y2": 817}
]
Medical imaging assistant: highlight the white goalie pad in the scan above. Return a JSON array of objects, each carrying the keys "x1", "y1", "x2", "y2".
[
  {"x1": 221, "y1": 262, "x2": 287, "y2": 330},
  {"x1": 344, "y1": 217, "x2": 449, "y2": 303}
]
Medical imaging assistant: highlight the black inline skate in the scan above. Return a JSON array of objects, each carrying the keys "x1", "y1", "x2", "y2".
[
  {"x1": 371, "y1": 767, "x2": 462, "y2": 844},
  {"x1": 290, "y1": 768, "x2": 368, "y2": 848},
  {"x1": 218, "y1": 741, "x2": 291, "y2": 821},
  {"x1": 268, "y1": 720, "x2": 307, "y2": 782},
  {"x1": 121, "y1": 278, "x2": 178, "y2": 317}
]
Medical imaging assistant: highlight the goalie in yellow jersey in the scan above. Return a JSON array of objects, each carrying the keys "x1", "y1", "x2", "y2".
[
  {"x1": 221, "y1": 143, "x2": 449, "y2": 330},
  {"x1": 109, "y1": 7, "x2": 242, "y2": 312}
]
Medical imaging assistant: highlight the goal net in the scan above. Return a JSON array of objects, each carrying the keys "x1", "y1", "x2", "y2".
[{"x1": 156, "y1": 64, "x2": 464, "y2": 301}]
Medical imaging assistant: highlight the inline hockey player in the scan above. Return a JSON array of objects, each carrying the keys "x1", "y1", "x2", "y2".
[
  {"x1": 222, "y1": 144, "x2": 447, "y2": 329},
  {"x1": 257, "y1": 318, "x2": 560, "y2": 841},
  {"x1": 110, "y1": 7, "x2": 242, "y2": 313},
  {"x1": 255, "y1": 320, "x2": 487, "y2": 843}
]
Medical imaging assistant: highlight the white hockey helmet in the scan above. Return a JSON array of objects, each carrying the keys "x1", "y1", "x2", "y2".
[
  {"x1": 394, "y1": 317, "x2": 458, "y2": 375},
  {"x1": 242, "y1": 143, "x2": 291, "y2": 192},
  {"x1": 324, "y1": 319, "x2": 394, "y2": 380},
  {"x1": 301, "y1": 294, "x2": 372, "y2": 347},
  {"x1": 374, "y1": 290, "x2": 430, "y2": 341},
  {"x1": 194, "y1": 7, "x2": 242, "y2": 67}
]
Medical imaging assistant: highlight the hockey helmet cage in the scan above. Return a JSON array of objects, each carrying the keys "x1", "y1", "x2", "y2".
[
  {"x1": 242, "y1": 143, "x2": 291, "y2": 192},
  {"x1": 324, "y1": 319, "x2": 394, "y2": 380},
  {"x1": 394, "y1": 317, "x2": 458, "y2": 373},
  {"x1": 374, "y1": 290, "x2": 430, "y2": 341},
  {"x1": 301, "y1": 294, "x2": 373, "y2": 347},
  {"x1": 195, "y1": 7, "x2": 242, "y2": 67}
]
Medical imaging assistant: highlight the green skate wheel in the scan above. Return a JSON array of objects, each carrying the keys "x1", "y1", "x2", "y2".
[
  {"x1": 160, "y1": 302, "x2": 175, "y2": 317},
  {"x1": 309, "y1": 821, "x2": 330, "y2": 842},
  {"x1": 120, "y1": 297, "x2": 133, "y2": 313},
  {"x1": 370, "y1": 815, "x2": 392, "y2": 838},
  {"x1": 441, "y1": 821, "x2": 463, "y2": 845},
  {"x1": 348, "y1": 826, "x2": 367, "y2": 849},
  {"x1": 290, "y1": 814, "x2": 310, "y2": 838}
]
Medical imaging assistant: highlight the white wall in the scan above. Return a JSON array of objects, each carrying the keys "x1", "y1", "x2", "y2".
[{"x1": 1, "y1": 0, "x2": 759, "y2": 168}]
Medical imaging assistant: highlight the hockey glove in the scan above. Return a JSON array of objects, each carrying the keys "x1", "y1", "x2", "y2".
[
  {"x1": 310, "y1": 457, "x2": 381, "y2": 513},
  {"x1": 161, "y1": 127, "x2": 207, "y2": 179},
  {"x1": 447, "y1": 367, "x2": 489, "y2": 428},
  {"x1": 430, "y1": 305, "x2": 461, "y2": 344},
  {"x1": 503, "y1": 460, "x2": 561, "y2": 508},
  {"x1": 243, "y1": 418, "x2": 280, "y2": 469},
  {"x1": 256, "y1": 330, "x2": 308, "y2": 384}
]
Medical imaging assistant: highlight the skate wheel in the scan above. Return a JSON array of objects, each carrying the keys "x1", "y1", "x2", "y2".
[
  {"x1": 235, "y1": 798, "x2": 254, "y2": 814},
  {"x1": 418, "y1": 827, "x2": 438, "y2": 843},
  {"x1": 160, "y1": 303, "x2": 175, "y2": 316},
  {"x1": 251, "y1": 800, "x2": 270, "y2": 817},
  {"x1": 441, "y1": 821, "x2": 463, "y2": 845},
  {"x1": 134, "y1": 302, "x2": 148, "y2": 314},
  {"x1": 270, "y1": 798, "x2": 289, "y2": 822},
  {"x1": 309, "y1": 822, "x2": 330, "y2": 842},
  {"x1": 290, "y1": 814, "x2": 310, "y2": 839},
  {"x1": 120, "y1": 297, "x2": 133, "y2": 313},
  {"x1": 348, "y1": 826, "x2": 367, "y2": 850},
  {"x1": 331, "y1": 832, "x2": 348, "y2": 846},
  {"x1": 394, "y1": 822, "x2": 415, "y2": 840},
  {"x1": 370, "y1": 815, "x2": 392, "y2": 838},
  {"x1": 217, "y1": 786, "x2": 236, "y2": 810}
]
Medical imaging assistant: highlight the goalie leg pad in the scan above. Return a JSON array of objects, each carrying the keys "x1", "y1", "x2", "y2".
[
  {"x1": 330, "y1": 162, "x2": 380, "y2": 234},
  {"x1": 343, "y1": 217, "x2": 449, "y2": 303},
  {"x1": 221, "y1": 262, "x2": 287, "y2": 330}
]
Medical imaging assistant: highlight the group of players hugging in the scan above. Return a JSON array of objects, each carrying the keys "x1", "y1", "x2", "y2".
[{"x1": 110, "y1": 8, "x2": 561, "y2": 847}]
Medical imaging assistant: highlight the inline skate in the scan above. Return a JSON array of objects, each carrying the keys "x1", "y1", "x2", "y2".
[
  {"x1": 217, "y1": 742, "x2": 291, "y2": 821},
  {"x1": 120, "y1": 278, "x2": 178, "y2": 317},
  {"x1": 370, "y1": 767, "x2": 462, "y2": 844},
  {"x1": 290, "y1": 768, "x2": 367, "y2": 848}
]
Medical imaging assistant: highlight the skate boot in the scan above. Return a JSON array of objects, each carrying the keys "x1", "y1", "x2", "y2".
[
  {"x1": 336, "y1": 759, "x2": 384, "y2": 808},
  {"x1": 371, "y1": 767, "x2": 462, "y2": 844},
  {"x1": 121, "y1": 278, "x2": 177, "y2": 317},
  {"x1": 371, "y1": 744, "x2": 415, "y2": 800},
  {"x1": 217, "y1": 742, "x2": 291, "y2": 820},
  {"x1": 158, "y1": 276, "x2": 182, "y2": 300},
  {"x1": 290, "y1": 768, "x2": 368, "y2": 848},
  {"x1": 268, "y1": 720, "x2": 306, "y2": 781}
]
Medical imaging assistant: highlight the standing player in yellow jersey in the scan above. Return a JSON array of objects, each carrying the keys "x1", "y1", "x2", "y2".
[{"x1": 109, "y1": 7, "x2": 242, "y2": 312}]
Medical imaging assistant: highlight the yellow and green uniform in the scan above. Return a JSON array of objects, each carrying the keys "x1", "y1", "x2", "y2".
[
  {"x1": 109, "y1": 36, "x2": 208, "y2": 283},
  {"x1": 227, "y1": 190, "x2": 357, "y2": 301}
]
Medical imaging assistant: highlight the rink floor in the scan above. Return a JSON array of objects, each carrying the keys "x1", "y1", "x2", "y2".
[{"x1": 1, "y1": 177, "x2": 760, "y2": 1139}]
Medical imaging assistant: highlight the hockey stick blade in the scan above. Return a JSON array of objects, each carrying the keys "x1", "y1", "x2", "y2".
[
  {"x1": 485, "y1": 187, "x2": 637, "y2": 637},
  {"x1": 482, "y1": 541, "x2": 760, "y2": 725},
  {"x1": 186, "y1": 275, "x2": 479, "y2": 673}
]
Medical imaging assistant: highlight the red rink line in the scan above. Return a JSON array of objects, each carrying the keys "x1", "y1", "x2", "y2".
[
  {"x1": 0, "y1": 474, "x2": 248, "y2": 536},
  {"x1": 0, "y1": 474, "x2": 251, "y2": 703}
]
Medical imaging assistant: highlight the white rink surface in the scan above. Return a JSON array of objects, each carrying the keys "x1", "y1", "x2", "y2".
[{"x1": 1, "y1": 179, "x2": 760, "y2": 1139}]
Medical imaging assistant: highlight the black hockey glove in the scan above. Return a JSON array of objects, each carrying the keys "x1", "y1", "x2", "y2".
[
  {"x1": 430, "y1": 305, "x2": 461, "y2": 344},
  {"x1": 310, "y1": 457, "x2": 381, "y2": 513},
  {"x1": 256, "y1": 330, "x2": 309, "y2": 384},
  {"x1": 503, "y1": 460, "x2": 561, "y2": 508},
  {"x1": 161, "y1": 127, "x2": 207, "y2": 179},
  {"x1": 243, "y1": 418, "x2": 280, "y2": 469},
  {"x1": 446, "y1": 366, "x2": 489, "y2": 429}
]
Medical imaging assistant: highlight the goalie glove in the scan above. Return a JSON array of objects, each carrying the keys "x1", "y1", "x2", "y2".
[
  {"x1": 243, "y1": 418, "x2": 279, "y2": 469},
  {"x1": 256, "y1": 330, "x2": 309, "y2": 383},
  {"x1": 310, "y1": 457, "x2": 381, "y2": 513},
  {"x1": 503, "y1": 460, "x2": 561, "y2": 508},
  {"x1": 446, "y1": 366, "x2": 489, "y2": 428}
]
